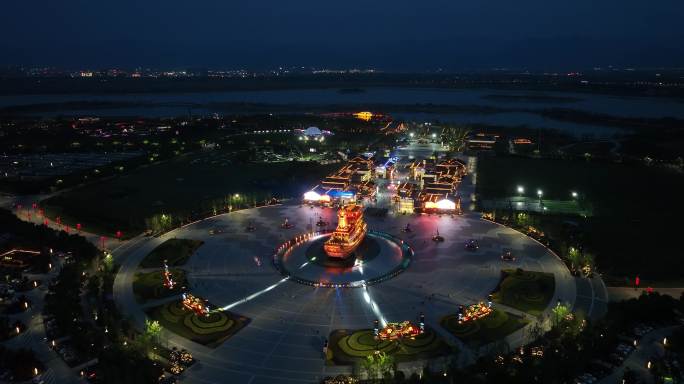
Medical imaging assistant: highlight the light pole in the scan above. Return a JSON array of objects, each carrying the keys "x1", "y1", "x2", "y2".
[
  {"x1": 517, "y1": 186, "x2": 524, "y2": 196},
  {"x1": 537, "y1": 189, "x2": 543, "y2": 211}
]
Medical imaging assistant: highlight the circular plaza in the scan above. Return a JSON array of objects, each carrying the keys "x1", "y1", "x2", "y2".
[{"x1": 113, "y1": 202, "x2": 588, "y2": 383}]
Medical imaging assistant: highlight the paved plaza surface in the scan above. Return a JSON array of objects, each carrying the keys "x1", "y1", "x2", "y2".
[{"x1": 112, "y1": 201, "x2": 607, "y2": 384}]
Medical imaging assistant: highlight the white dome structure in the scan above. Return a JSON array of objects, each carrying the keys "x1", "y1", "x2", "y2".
[{"x1": 303, "y1": 126, "x2": 323, "y2": 137}]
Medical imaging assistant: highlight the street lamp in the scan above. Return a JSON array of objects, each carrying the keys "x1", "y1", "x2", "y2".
[
  {"x1": 517, "y1": 186, "x2": 524, "y2": 195},
  {"x1": 571, "y1": 191, "x2": 578, "y2": 198},
  {"x1": 537, "y1": 189, "x2": 543, "y2": 198},
  {"x1": 409, "y1": 132, "x2": 414, "y2": 138}
]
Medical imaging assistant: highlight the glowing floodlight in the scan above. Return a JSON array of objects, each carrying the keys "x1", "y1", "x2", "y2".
[
  {"x1": 436, "y1": 199, "x2": 456, "y2": 210},
  {"x1": 303, "y1": 191, "x2": 321, "y2": 201}
]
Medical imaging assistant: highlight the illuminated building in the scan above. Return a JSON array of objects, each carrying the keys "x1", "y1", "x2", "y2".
[
  {"x1": 509, "y1": 137, "x2": 535, "y2": 154},
  {"x1": 0, "y1": 249, "x2": 40, "y2": 269},
  {"x1": 395, "y1": 183, "x2": 417, "y2": 214},
  {"x1": 303, "y1": 157, "x2": 374, "y2": 205},
  {"x1": 324, "y1": 204, "x2": 367, "y2": 259},
  {"x1": 374, "y1": 157, "x2": 398, "y2": 179},
  {"x1": 466, "y1": 133, "x2": 500, "y2": 151},
  {"x1": 422, "y1": 196, "x2": 459, "y2": 212},
  {"x1": 295, "y1": 126, "x2": 332, "y2": 142},
  {"x1": 353, "y1": 111, "x2": 373, "y2": 121}
]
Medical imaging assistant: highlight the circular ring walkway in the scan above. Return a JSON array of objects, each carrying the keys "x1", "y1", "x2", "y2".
[{"x1": 113, "y1": 203, "x2": 602, "y2": 384}]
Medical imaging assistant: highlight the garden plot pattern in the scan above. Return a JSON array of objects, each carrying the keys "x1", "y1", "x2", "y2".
[{"x1": 114, "y1": 203, "x2": 589, "y2": 384}]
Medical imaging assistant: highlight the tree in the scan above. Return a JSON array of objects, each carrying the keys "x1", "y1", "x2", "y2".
[
  {"x1": 102, "y1": 252, "x2": 114, "y2": 273},
  {"x1": 442, "y1": 126, "x2": 471, "y2": 152},
  {"x1": 377, "y1": 351, "x2": 395, "y2": 378},
  {"x1": 552, "y1": 302, "x2": 570, "y2": 327},
  {"x1": 361, "y1": 354, "x2": 378, "y2": 381},
  {"x1": 145, "y1": 319, "x2": 162, "y2": 344},
  {"x1": 567, "y1": 246, "x2": 581, "y2": 272}
]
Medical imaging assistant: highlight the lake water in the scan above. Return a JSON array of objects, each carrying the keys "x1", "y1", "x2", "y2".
[{"x1": 1, "y1": 87, "x2": 682, "y2": 137}]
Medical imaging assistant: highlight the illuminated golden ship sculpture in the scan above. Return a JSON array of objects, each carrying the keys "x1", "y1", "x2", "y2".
[{"x1": 324, "y1": 203, "x2": 367, "y2": 259}]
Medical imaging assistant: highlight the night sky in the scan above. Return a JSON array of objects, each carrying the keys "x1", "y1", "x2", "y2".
[{"x1": 2, "y1": 0, "x2": 683, "y2": 70}]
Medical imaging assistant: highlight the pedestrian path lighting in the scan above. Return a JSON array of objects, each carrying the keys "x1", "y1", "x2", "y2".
[
  {"x1": 517, "y1": 186, "x2": 524, "y2": 195},
  {"x1": 571, "y1": 191, "x2": 578, "y2": 198}
]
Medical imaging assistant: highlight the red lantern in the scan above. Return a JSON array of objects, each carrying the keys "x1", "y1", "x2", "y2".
[
  {"x1": 76, "y1": 223, "x2": 82, "y2": 231},
  {"x1": 43, "y1": 219, "x2": 49, "y2": 226},
  {"x1": 116, "y1": 230, "x2": 122, "y2": 239}
]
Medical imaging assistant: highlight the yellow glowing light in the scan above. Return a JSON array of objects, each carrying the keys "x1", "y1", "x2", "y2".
[{"x1": 354, "y1": 111, "x2": 373, "y2": 121}]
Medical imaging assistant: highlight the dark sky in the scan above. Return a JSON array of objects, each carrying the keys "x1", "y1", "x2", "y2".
[{"x1": 2, "y1": 0, "x2": 683, "y2": 70}]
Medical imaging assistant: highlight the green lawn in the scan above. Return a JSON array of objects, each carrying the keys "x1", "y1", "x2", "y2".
[
  {"x1": 41, "y1": 152, "x2": 338, "y2": 236},
  {"x1": 440, "y1": 309, "x2": 528, "y2": 347},
  {"x1": 146, "y1": 301, "x2": 249, "y2": 348},
  {"x1": 327, "y1": 329, "x2": 451, "y2": 366},
  {"x1": 491, "y1": 269, "x2": 555, "y2": 316},
  {"x1": 140, "y1": 239, "x2": 203, "y2": 268},
  {"x1": 132, "y1": 269, "x2": 187, "y2": 303}
]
